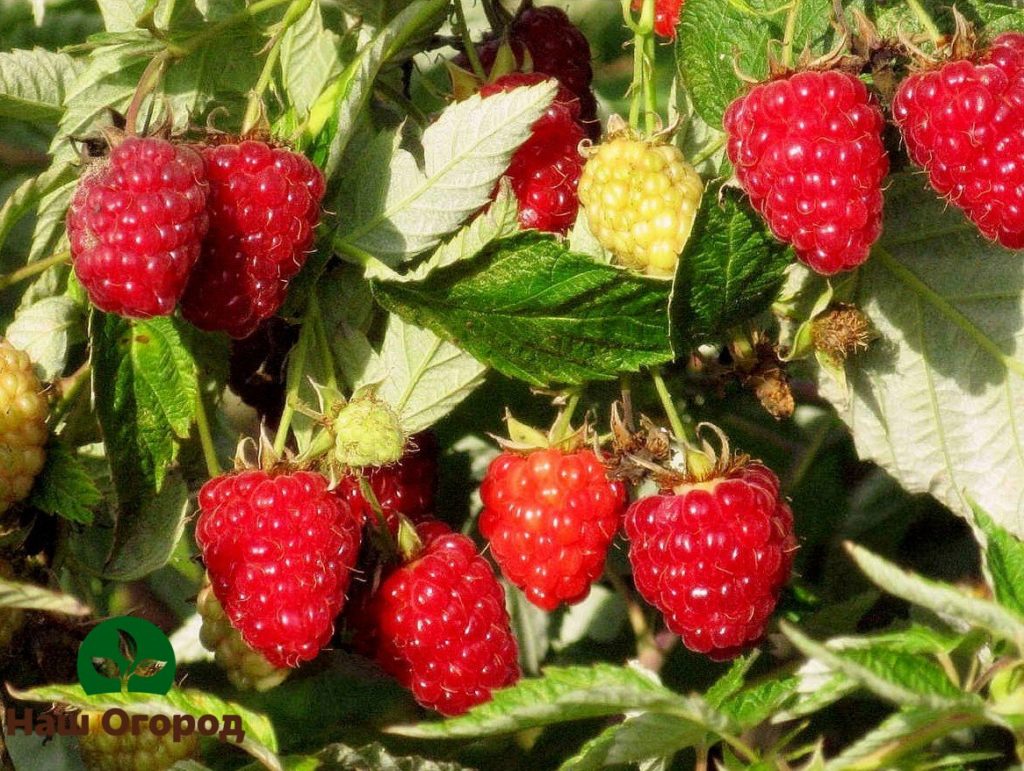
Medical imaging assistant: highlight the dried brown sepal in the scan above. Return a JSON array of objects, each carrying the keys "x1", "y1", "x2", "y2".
[
  {"x1": 731, "y1": 332, "x2": 795, "y2": 420},
  {"x1": 604, "y1": 404, "x2": 674, "y2": 485},
  {"x1": 811, "y1": 302, "x2": 873, "y2": 361}
]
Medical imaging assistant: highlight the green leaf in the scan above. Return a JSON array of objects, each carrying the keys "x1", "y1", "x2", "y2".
[
  {"x1": 364, "y1": 186, "x2": 521, "y2": 283},
  {"x1": 972, "y1": 501, "x2": 1024, "y2": 618},
  {"x1": 825, "y1": 709, "x2": 986, "y2": 771},
  {"x1": 671, "y1": 189, "x2": 791, "y2": 348},
  {"x1": 0, "y1": 161, "x2": 75, "y2": 256},
  {"x1": 10, "y1": 684, "x2": 280, "y2": 770},
  {"x1": 816, "y1": 174, "x2": 1024, "y2": 535},
  {"x1": 335, "y1": 80, "x2": 557, "y2": 264},
  {"x1": 6, "y1": 296, "x2": 85, "y2": 381},
  {"x1": 846, "y1": 542, "x2": 1024, "y2": 651},
  {"x1": 704, "y1": 654, "x2": 758, "y2": 709},
  {"x1": 103, "y1": 471, "x2": 189, "y2": 581},
  {"x1": 783, "y1": 623, "x2": 975, "y2": 710},
  {"x1": 356, "y1": 314, "x2": 487, "y2": 434},
  {"x1": 316, "y1": 0, "x2": 449, "y2": 177},
  {"x1": 92, "y1": 315, "x2": 197, "y2": 509},
  {"x1": 0, "y1": 48, "x2": 83, "y2": 122},
  {"x1": 389, "y1": 664, "x2": 731, "y2": 739},
  {"x1": 678, "y1": 0, "x2": 834, "y2": 127},
  {"x1": 0, "y1": 577, "x2": 89, "y2": 615},
  {"x1": 718, "y1": 677, "x2": 798, "y2": 728},
  {"x1": 560, "y1": 712, "x2": 705, "y2": 771},
  {"x1": 374, "y1": 233, "x2": 673, "y2": 387},
  {"x1": 279, "y1": 0, "x2": 342, "y2": 118},
  {"x1": 310, "y1": 742, "x2": 472, "y2": 770},
  {"x1": 27, "y1": 440, "x2": 101, "y2": 525},
  {"x1": 554, "y1": 585, "x2": 627, "y2": 650},
  {"x1": 505, "y1": 583, "x2": 549, "y2": 677}
]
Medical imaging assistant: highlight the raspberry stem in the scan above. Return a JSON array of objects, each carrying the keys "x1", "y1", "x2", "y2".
[
  {"x1": 780, "y1": 0, "x2": 802, "y2": 69},
  {"x1": 0, "y1": 250, "x2": 70, "y2": 292},
  {"x1": 124, "y1": 53, "x2": 169, "y2": 135},
  {"x1": 195, "y1": 390, "x2": 223, "y2": 478},
  {"x1": 650, "y1": 368, "x2": 689, "y2": 443},
  {"x1": 273, "y1": 313, "x2": 311, "y2": 456},
  {"x1": 453, "y1": 0, "x2": 488, "y2": 80},
  {"x1": 242, "y1": 0, "x2": 312, "y2": 135}
]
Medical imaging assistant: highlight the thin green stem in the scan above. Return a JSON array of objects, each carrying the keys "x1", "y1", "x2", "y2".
[
  {"x1": 641, "y1": 0, "x2": 657, "y2": 134},
  {"x1": 453, "y1": 0, "x2": 487, "y2": 79},
  {"x1": 50, "y1": 362, "x2": 91, "y2": 426},
  {"x1": 124, "y1": 53, "x2": 169, "y2": 135},
  {"x1": 650, "y1": 369, "x2": 687, "y2": 442},
  {"x1": 274, "y1": 319, "x2": 311, "y2": 455},
  {"x1": 241, "y1": 0, "x2": 311, "y2": 134},
  {"x1": 309, "y1": 295, "x2": 338, "y2": 391},
  {"x1": 194, "y1": 391, "x2": 222, "y2": 478},
  {"x1": 0, "y1": 250, "x2": 70, "y2": 291},
  {"x1": 551, "y1": 389, "x2": 583, "y2": 441},
  {"x1": 720, "y1": 734, "x2": 760, "y2": 765},
  {"x1": 690, "y1": 135, "x2": 726, "y2": 167},
  {"x1": 780, "y1": 0, "x2": 802, "y2": 69},
  {"x1": 905, "y1": 0, "x2": 943, "y2": 46}
]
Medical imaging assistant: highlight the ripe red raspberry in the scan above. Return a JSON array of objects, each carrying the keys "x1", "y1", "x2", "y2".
[
  {"x1": 624, "y1": 461, "x2": 795, "y2": 659},
  {"x1": 358, "y1": 520, "x2": 520, "y2": 715},
  {"x1": 333, "y1": 431, "x2": 439, "y2": 528},
  {"x1": 480, "y1": 73, "x2": 586, "y2": 234},
  {"x1": 893, "y1": 33, "x2": 1024, "y2": 248},
  {"x1": 457, "y1": 5, "x2": 599, "y2": 140},
  {"x1": 180, "y1": 140, "x2": 325, "y2": 338},
  {"x1": 724, "y1": 69, "x2": 889, "y2": 274},
  {"x1": 632, "y1": 0, "x2": 685, "y2": 39},
  {"x1": 479, "y1": 447, "x2": 627, "y2": 610},
  {"x1": 195, "y1": 469, "x2": 361, "y2": 668},
  {"x1": 66, "y1": 136, "x2": 209, "y2": 317}
]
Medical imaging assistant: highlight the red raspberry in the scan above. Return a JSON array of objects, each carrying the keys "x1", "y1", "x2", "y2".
[
  {"x1": 724, "y1": 69, "x2": 889, "y2": 274},
  {"x1": 359, "y1": 520, "x2": 520, "y2": 715},
  {"x1": 624, "y1": 461, "x2": 796, "y2": 660},
  {"x1": 457, "y1": 5, "x2": 599, "y2": 140},
  {"x1": 333, "y1": 431, "x2": 439, "y2": 528},
  {"x1": 893, "y1": 33, "x2": 1024, "y2": 248},
  {"x1": 180, "y1": 140, "x2": 325, "y2": 338},
  {"x1": 479, "y1": 448, "x2": 627, "y2": 610},
  {"x1": 632, "y1": 0, "x2": 685, "y2": 39},
  {"x1": 66, "y1": 136, "x2": 208, "y2": 318},
  {"x1": 480, "y1": 73, "x2": 586, "y2": 234},
  {"x1": 195, "y1": 469, "x2": 361, "y2": 668}
]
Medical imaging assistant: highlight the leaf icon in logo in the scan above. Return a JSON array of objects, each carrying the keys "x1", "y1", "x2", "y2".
[
  {"x1": 89, "y1": 656, "x2": 122, "y2": 680},
  {"x1": 78, "y1": 616, "x2": 177, "y2": 696},
  {"x1": 132, "y1": 659, "x2": 168, "y2": 679},
  {"x1": 119, "y1": 628, "x2": 139, "y2": 663}
]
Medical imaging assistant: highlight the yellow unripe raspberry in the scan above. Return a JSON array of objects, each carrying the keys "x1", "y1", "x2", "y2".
[
  {"x1": 578, "y1": 135, "x2": 703, "y2": 277},
  {"x1": 197, "y1": 577, "x2": 289, "y2": 692},
  {"x1": 0, "y1": 339, "x2": 47, "y2": 514}
]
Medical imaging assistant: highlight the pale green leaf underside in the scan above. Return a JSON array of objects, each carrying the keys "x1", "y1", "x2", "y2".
[
  {"x1": 335, "y1": 80, "x2": 556, "y2": 264},
  {"x1": 820, "y1": 174, "x2": 1024, "y2": 536},
  {"x1": 360, "y1": 314, "x2": 487, "y2": 434},
  {"x1": 0, "y1": 578, "x2": 89, "y2": 615},
  {"x1": 11, "y1": 684, "x2": 280, "y2": 770},
  {"x1": 0, "y1": 48, "x2": 82, "y2": 122}
]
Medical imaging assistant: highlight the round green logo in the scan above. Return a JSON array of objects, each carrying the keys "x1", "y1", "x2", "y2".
[{"x1": 77, "y1": 617, "x2": 175, "y2": 696}]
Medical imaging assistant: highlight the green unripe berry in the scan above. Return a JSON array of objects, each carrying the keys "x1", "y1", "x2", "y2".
[{"x1": 332, "y1": 396, "x2": 405, "y2": 468}]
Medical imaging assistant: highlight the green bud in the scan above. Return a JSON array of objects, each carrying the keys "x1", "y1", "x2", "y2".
[{"x1": 332, "y1": 396, "x2": 405, "y2": 468}]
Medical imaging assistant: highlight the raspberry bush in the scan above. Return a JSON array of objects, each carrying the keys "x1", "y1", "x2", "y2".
[{"x1": 3, "y1": 0, "x2": 1024, "y2": 768}]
